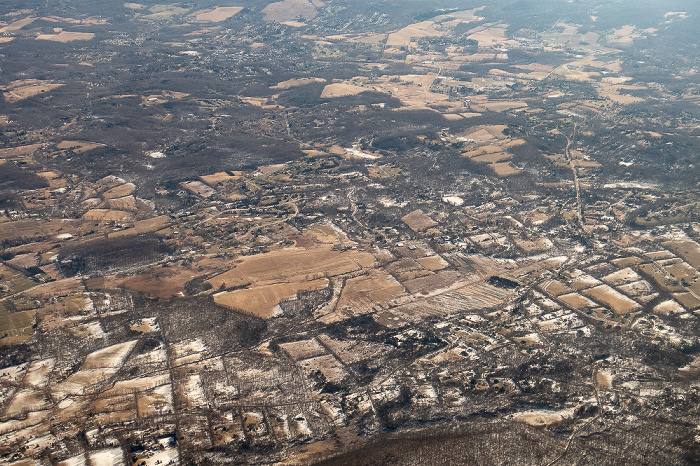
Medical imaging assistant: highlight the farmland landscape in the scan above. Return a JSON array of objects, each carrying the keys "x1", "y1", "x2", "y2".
[{"x1": 1, "y1": 0, "x2": 700, "y2": 464}]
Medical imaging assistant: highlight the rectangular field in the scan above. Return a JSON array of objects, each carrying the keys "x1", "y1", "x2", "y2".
[
  {"x1": 209, "y1": 248, "x2": 375, "y2": 289},
  {"x1": 582, "y1": 285, "x2": 641, "y2": 314},
  {"x1": 194, "y1": 6, "x2": 243, "y2": 22},
  {"x1": 213, "y1": 279, "x2": 328, "y2": 318},
  {"x1": 663, "y1": 240, "x2": 700, "y2": 271}
]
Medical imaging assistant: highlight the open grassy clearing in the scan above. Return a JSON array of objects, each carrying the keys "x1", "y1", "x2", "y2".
[
  {"x1": 7, "y1": 253, "x2": 38, "y2": 270},
  {"x1": 402, "y1": 270, "x2": 464, "y2": 295},
  {"x1": 321, "y1": 72, "x2": 444, "y2": 110},
  {"x1": 612, "y1": 256, "x2": 646, "y2": 268},
  {"x1": 386, "y1": 258, "x2": 432, "y2": 282},
  {"x1": 472, "y1": 152, "x2": 511, "y2": 163},
  {"x1": 539, "y1": 22, "x2": 604, "y2": 52},
  {"x1": 280, "y1": 20, "x2": 307, "y2": 27},
  {"x1": 384, "y1": 7, "x2": 484, "y2": 48},
  {"x1": 458, "y1": 125, "x2": 508, "y2": 141},
  {"x1": 566, "y1": 270, "x2": 601, "y2": 290}
]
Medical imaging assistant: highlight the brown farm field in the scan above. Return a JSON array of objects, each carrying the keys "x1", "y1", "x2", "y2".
[
  {"x1": 402, "y1": 210, "x2": 437, "y2": 232},
  {"x1": 466, "y1": 25, "x2": 510, "y2": 46},
  {"x1": 36, "y1": 31, "x2": 94, "y2": 42},
  {"x1": 596, "y1": 85, "x2": 646, "y2": 104},
  {"x1": 106, "y1": 196, "x2": 138, "y2": 212},
  {"x1": 402, "y1": 270, "x2": 463, "y2": 295},
  {"x1": 208, "y1": 248, "x2": 375, "y2": 289},
  {"x1": 2, "y1": 80, "x2": 64, "y2": 103},
  {"x1": 262, "y1": 0, "x2": 318, "y2": 22},
  {"x1": 272, "y1": 77, "x2": 326, "y2": 90},
  {"x1": 416, "y1": 255, "x2": 449, "y2": 271},
  {"x1": 664, "y1": 259, "x2": 699, "y2": 284},
  {"x1": 0, "y1": 263, "x2": 36, "y2": 295},
  {"x1": 672, "y1": 292, "x2": 700, "y2": 311},
  {"x1": 663, "y1": 241, "x2": 700, "y2": 271},
  {"x1": 322, "y1": 272, "x2": 404, "y2": 322},
  {"x1": 320, "y1": 83, "x2": 367, "y2": 98},
  {"x1": 109, "y1": 216, "x2": 172, "y2": 238},
  {"x1": 0, "y1": 309, "x2": 36, "y2": 344},
  {"x1": 102, "y1": 183, "x2": 136, "y2": 199},
  {"x1": 472, "y1": 152, "x2": 511, "y2": 163},
  {"x1": 200, "y1": 171, "x2": 243, "y2": 185},
  {"x1": 559, "y1": 292, "x2": 598, "y2": 310},
  {"x1": 20, "y1": 277, "x2": 85, "y2": 299},
  {"x1": 118, "y1": 267, "x2": 199, "y2": 299},
  {"x1": 279, "y1": 338, "x2": 326, "y2": 360},
  {"x1": 490, "y1": 162, "x2": 521, "y2": 177},
  {"x1": 0, "y1": 143, "x2": 42, "y2": 158},
  {"x1": 481, "y1": 101, "x2": 528, "y2": 112},
  {"x1": 194, "y1": 7, "x2": 243, "y2": 22},
  {"x1": 540, "y1": 280, "x2": 573, "y2": 296},
  {"x1": 0, "y1": 219, "x2": 81, "y2": 244},
  {"x1": 386, "y1": 20, "x2": 444, "y2": 47},
  {"x1": 82, "y1": 209, "x2": 134, "y2": 222},
  {"x1": 638, "y1": 263, "x2": 685, "y2": 292},
  {"x1": 57, "y1": 140, "x2": 104, "y2": 153},
  {"x1": 582, "y1": 285, "x2": 640, "y2": 314},
  {"x1": 214, "y1": 279, "x2": 328, "y2": 318}
]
